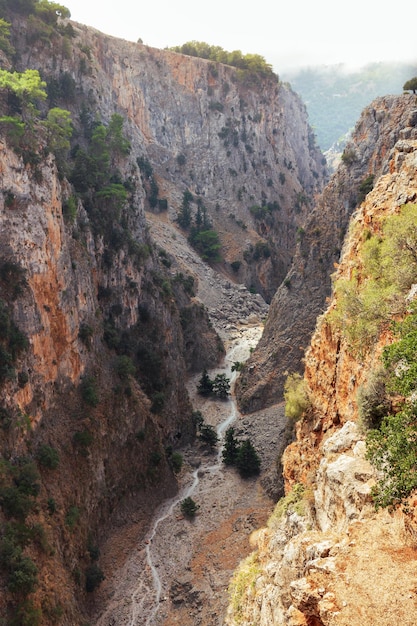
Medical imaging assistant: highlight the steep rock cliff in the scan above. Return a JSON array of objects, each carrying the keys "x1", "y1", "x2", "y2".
[
  {"x1": 9, "y1": 13, "x2": 327, "y2": 303},
  {"x1": 236, "y1": 94, "x2": 417, "y2": 412},
  {"x1": 225, "y1": 110, "x2": 417, "y2": 625}
]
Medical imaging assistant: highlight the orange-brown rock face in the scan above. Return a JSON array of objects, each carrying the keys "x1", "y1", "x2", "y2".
[
  {"x1": 236, "y1": 95, "x2": 417, "y2": 412},
  {"x1": 226, "y1": 125, "x2": 417, "y2": 624}
]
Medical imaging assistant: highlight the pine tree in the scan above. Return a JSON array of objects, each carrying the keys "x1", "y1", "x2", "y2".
[
  {"x1": 197, "y1": 369, "x2": 214, "y2": 396},
  {"x1": 236, "y1": 439, "x2": 261, "y2": 478},
  {"x1": 212, "y1": 373, "x2": 230, "y2": 399},
  {"x1": 222, "y1": 427, "x2": 239, "y2": 465}
]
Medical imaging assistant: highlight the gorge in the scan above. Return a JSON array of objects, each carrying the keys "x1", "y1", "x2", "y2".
[{"x1": 1, "y1": 2, "x2": 417, "y2": 626}]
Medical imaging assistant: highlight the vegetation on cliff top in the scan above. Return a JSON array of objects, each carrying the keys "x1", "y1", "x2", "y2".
[{"x1": 168, "y1": 40, "x2": 276, "y2": 84}]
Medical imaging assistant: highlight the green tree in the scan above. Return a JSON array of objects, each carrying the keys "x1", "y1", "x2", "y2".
[
  {"x1": 0, "y1": 18, "x2": 14, "y2": 56},
  {"x1": 403, "y1": 77, "x2": 417, "y2": 93},
  {"x1": 212, "y1": 373, "x2": 230, "y2": 399},
  {"x1": 197, "y1": 368, "x2": 214, "y2": 396},
  {"x1": 189, "y1": 228, "x2": 222, "y2": 263},
  {"x1": 0, "y1": 69, "x2": 47, "y2": 120},
  {"x1": 177, "y1": 190, "x2": 193, "y2": 229},
  {"x1": 44, "y1": 107, "x2": 72, "y2": 149},
  {"x1": 236, "y1": 439, "x2": 261, "y2": 478},
  {"x1": 222, "y1": 427, "x2": 239, "y2": 465},
  {"x1": 199, "y1": 423, "x2": 219, "y2": 449},
  {"x1": 35, "y1": 0, "x2": 70, "y2": 24},
  {"x1": 44, "y1": 106, "x2": 72, "y2": 170},
  {"x1": 107, "y1": 113, "x2": 131, "y2": 162},
  {"x1": 180, "y1": 496, "x2": 199, "y2": 518}
]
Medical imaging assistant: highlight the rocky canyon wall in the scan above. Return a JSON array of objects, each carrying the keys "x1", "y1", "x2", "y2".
[
  {"x1": 225, "y1": 100, "x2": 417, "y2": 625},
  {"x1": 236, "y1": 94, "x2": 417, "y2": 412}
]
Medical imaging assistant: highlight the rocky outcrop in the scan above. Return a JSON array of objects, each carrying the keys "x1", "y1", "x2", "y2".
[
  {"x1": 236, "y1": 94, "x2": 417, "y2": 412},
  {"x1": 225, "y1": 119, "x2": 417, "y2": 625}
]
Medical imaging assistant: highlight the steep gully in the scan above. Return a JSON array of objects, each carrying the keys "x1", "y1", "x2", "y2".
[{"x1": 94, "y1": 324, "x2": 285, "y2": 626}]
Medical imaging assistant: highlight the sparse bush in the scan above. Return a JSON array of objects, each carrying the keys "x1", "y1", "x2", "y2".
[
  {"x1": 330, "y1": 203, "x2": 417, "y2": 356},
  {"x1": 170, "y1": 452, "x2": 183, "y2": 473},
  {"x1": 357, "y1": 367, "x2": 390, "y2": 430},
  {"x1": 78, "y1": 323, "x2": 93, "y2": 346},
  {"x1": 150, "y1": 391, "x2": 165, "y2": 414},
  {"x1": 228, "y1": 552, "x2": 260, "y2": 623},
  {"x1": 267, "y1": 483, "x2": 306, "y2": 529},
  {"x1": 283, "y1": 372, "x2": 310, "y2": 420},
  {"x1": 65, "y1": 505, "x2": 80, "y2": 530}
]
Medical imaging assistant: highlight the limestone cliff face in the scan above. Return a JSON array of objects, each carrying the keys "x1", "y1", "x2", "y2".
[
  {"x1": 0, "y1": 135, "x2": 222, "y2": 621},
  {"x1": 10, "y1": 16, "x2": 326, "y2": 303},
  {"x1": 225, "y1": 116, "x2": 417, "y2": 625},
  {"x1": 236, "y1": 94, "x2": 417, "y2": 412}
]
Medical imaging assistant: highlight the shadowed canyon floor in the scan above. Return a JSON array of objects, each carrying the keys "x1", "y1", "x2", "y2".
[{"x1": 92, "y1": 325, "x2": 287, "y2": 625}]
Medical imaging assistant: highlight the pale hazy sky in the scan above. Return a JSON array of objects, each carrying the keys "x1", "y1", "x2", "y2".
[{"x1": 65, "y1": 0, "x2": 417, "y2": 73}]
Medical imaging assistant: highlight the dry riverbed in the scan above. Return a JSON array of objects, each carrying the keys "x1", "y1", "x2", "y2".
[{"x1": 93, "y1": 325, "x2": 288, "y2": 626}]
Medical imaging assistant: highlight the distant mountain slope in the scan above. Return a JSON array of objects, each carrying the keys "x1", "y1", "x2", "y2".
[{"x1": 283, "y1": 61, "x2": 417, "y2": 150}]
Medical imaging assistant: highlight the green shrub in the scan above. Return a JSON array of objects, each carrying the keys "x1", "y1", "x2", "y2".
[
  {"x1": 65, "y1": 506, "x2": 80, "y2": 530},
  {"x1": 228, "y1": 552, "x2": 260, "y2": 623},
  {"x1": 330, "y1": 203, "x2": 417, "y2": 355},
  {"x1": 366, "y1": 403, "x2": 417, "y2": 510},
  {"x1": 73, "y1": 430, "x2": 93, "y2": 450},
  {"x1": 0, "y1": 487, "x2": 35, "y2": 521},
  {"x1": 47, "y1": 498, "x2": 57, "y2": 515},
  {"x1": 7, "y1": 555, "x2": 38, "y2": 595},
  {"x1": 267, "y1": 483, "x2": 306, "y2": 529},
  {"x1": 170, "y1": 452, "x2": 183, "y2": 473},
  {"x1": 115, "y1": 355, "x2": 136, "y2": 379},
  {"x1": 36, "y1": 444, "x2": 59, "y2": 469},
  {"x1": 180, "y1": 497, "x2": 199, "y2": 519},
  {"x1": 85, "y1": 564, "x2": 105, "y2": 592},
  {"x1": 9, "y1": 599, "x2": 42, "y2": 626},
  {"x1": 80, "y1": 376, "x2": 99, "y2": 406},
  {"x1": 283, "y1": 372, "x2": 310, "y2": 420},
  {"x1": 357, "y1": 174, "x2": 375, "y2": 203}
]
